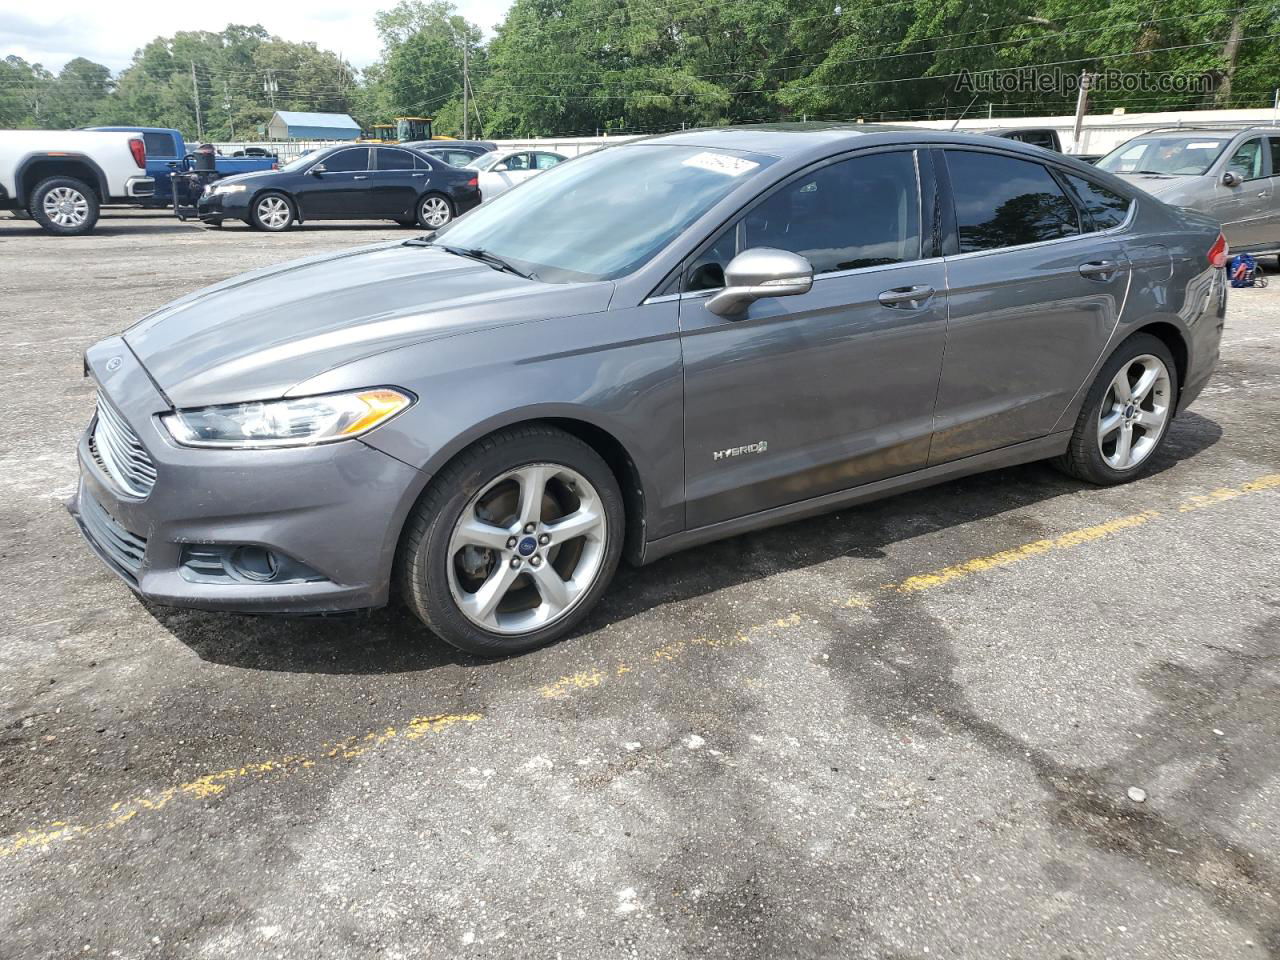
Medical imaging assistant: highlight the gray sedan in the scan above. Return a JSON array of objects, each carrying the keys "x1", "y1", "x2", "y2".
[
  {"x1": 71, "y1": 125, "x2": 1226, "y2": 655},
  {"x1": 1098, "y1": 125, "x2": 1280, "y2": 255}
]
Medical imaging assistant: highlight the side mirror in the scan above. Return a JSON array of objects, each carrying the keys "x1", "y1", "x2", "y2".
[
  {"x1": 707, "y1": 248, "x2": 814, "y2": 319},
  {"x1": 494, "y1": 163, "x2": 509, "y2": 172},
  {"x1": 1222, "y1": 170, "x2": 1242, "y2": 187},
  {"x1": 311, "y1": 163, "x2": 327, "y2": 175}
]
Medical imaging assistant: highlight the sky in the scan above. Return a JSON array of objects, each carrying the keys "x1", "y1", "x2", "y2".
[{"x1": 0, "y1": 0, "x2": 514, "y2": 74}]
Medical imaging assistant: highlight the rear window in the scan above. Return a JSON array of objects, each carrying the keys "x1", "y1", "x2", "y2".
[
  {"x1": 142, "y1": 132, "x2": 177, "y2": 158},
  {"x1": 1063, "y1": 174, "x2": 1132, "y2": 231},
  {"x1": 946, "y1": 151, "x2": 1080, "y2": 252}
]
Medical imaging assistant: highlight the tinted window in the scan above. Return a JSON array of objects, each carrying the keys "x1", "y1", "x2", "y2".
[
  {"x1": 143, "y1": 132, "x2": 177, "y2": 158},
  {"x1": 946, "y1": 151, "x2": 1080, "y2": 252},
  {"x1": 739, "y1": 151, "x2": 921, "y2": 274},
  {"x1": 535, "y1": 153, "x2": 563, "y2": 170},
  {"x1": 1064, "y1": 174, "x2": 1132, "y2": 230},
  {"x1": 320, "y1": 148, "x2": 369, "y2": 173},
  {"x1": 375, "y1": 147, "x2": 416, "y2": 170},
  {"x1": 413, "y1": 153, "x2": 436, "y2": 170},
  {"x1": 1271, "y1": 138, "x2": 1280, "y2": 178},
  {"x1": 1226, "y1": 138, "x2": 1265, "y2": 180}
]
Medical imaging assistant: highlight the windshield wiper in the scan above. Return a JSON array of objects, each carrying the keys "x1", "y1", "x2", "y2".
[
  {"x1": 439, "y1": 244, "x2": 532, "y2": 279},
  {"x1": 1133, "y1": 170, "x2": 1177, "y2": 177}
]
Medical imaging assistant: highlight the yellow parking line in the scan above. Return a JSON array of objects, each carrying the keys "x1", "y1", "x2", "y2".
[
  {"x1": 0, "y1": 713, "x2": 479, "y2": 860},
  {"x1": 5, "y1": 472, "x2": 1278, "y2": 861}
]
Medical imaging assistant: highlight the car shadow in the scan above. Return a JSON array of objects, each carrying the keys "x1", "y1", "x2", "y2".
[{"x1": 150, "y1": 412, "x2": 1223, "y2": 674}]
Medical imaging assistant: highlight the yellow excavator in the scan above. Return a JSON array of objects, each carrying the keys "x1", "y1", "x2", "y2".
[{"x1": 361, "y1": 117, "x2": 438, "y2": 143}]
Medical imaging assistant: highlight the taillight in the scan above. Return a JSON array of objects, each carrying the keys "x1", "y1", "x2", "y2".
[
  {"x1": 128, "y1": 137, "x2": 146, "y2": 169},
  {"x1": 1208, "y1": 232, "x2": 1228, "y2": 268},
  {"x1": 467, "y1": 176, "x2": 478, "y2": 188}
]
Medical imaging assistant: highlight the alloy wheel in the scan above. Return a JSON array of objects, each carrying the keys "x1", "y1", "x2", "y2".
[
  {"x1": 42, "y1": 187, "x2": 89, "y2": 228},
  {"x1": 1097, "y1": 353, "x2": 1172, "y2": 470},
  {"x1": 256, "y1": 196, "x2": 291, "y2": 230},
  {"x1": 421, "y1": 196, "x2": 452, "y2": 228},
  {"x1": 446, "y1": 463, "x2": 607, "y2": 635}
]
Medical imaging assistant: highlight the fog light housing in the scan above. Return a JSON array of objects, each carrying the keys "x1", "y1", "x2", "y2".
[{"x1": 179, "y1": 545, "x2": 325, "y2": 585}]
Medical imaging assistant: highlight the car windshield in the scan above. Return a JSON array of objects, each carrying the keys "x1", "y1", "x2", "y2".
[
  {"x1": 433, "y1": 144, "x2": 775, "y2": 282},
  {"x1": 466, "y1": 152, "x2": 503, "y2": 171},
  {"x1": 279, "y1": 151, "x2": 321, "y2": 173},
  {"x1": 1097, "y1": 136, "x2": 1230, "y2": 176}
]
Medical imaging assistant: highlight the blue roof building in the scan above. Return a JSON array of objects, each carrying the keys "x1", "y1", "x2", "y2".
[{"x1": 266, "y1": 111, "x2": 362, "y2": 141}]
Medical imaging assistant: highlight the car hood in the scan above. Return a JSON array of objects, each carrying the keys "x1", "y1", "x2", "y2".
[
  {"x1": 208, "y1": 168, "x2": 281, "y2": 188},
  {"x1": 1112, "y1": 173, "x2": 1193, "y2": 199},
  {"x1": 124, "y1": 242, "x2": 613, "y2": 408}
]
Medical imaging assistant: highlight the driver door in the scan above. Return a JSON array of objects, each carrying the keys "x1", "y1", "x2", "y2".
[
  {"x1": 1211, "y1": 137, "x2": 1273, "y2": 250},
  {"x1": 297, "y1": 147, "x2": 371, "y2": 219},
  {"x1": 678, "y1": 149, "x2": 948, "y2": 528}
]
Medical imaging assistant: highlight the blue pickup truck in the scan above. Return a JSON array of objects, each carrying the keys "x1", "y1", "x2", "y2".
[{"x1": 86, "y1": 127, "x2": 278, "y2": 206}]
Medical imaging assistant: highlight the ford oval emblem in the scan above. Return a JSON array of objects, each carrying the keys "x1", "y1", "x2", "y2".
[{"x1": 106, "y1": 356, "x2": 123, "y2": 372}]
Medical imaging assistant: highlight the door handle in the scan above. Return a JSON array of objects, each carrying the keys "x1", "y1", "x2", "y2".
[
  {"x1": 412, "y1": 173, "x2": 425, "y2": 178},
  {"x1": 1079, "y1": 260, "x2": 1118, "y2": 280},
  {"x1": 877, "y1": 284, "x2": 934, "y2": 308},
  {"x1": 353, "y1": 175, "x2": 368, "y2": 180},
  {"x1": 1260, "y1": 190, "x2": 1270, "y2": 198}
]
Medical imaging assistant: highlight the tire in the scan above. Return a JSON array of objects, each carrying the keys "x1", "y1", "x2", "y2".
[
  {"x1": 398, "y1": 425, "x2": 625, "y2": 656},
  {"x1": 250, "y1": 192, "x2": 295, "y2": 232},
  {"x1": 29, "y1": 176, "x2": 99, "y2": 236},
  {"x1": 416, "y1": 192, "x2": 454, "y2": 230},
  {"x1": 1053, "y1": 332, "x2": 1179, "y2": 485}
]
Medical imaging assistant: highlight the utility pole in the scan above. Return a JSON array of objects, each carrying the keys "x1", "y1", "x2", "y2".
[
  {"x1": 263, "y1": 70, "x2": 278, "y2": 109},
  {"x1": 462, "y1": 38, "x2": 469, "y2": 140},
  {"x1": 1216, "y1": 10, "x2": 1244, "y2": 106},
  {"x1": 190, "y1": 62, "x2": 204, "y2": 140},
  {"x1": 1072, "y1": 70, "x2": 1094, "y2": 154},
  {"x1": 223, "y1": 79, "x2": 234, "y2": 140}
]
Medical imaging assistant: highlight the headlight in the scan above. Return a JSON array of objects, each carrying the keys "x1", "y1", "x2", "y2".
[
  {"x1": 210, "y1": 183, "x2": 247, "y2": 196},
  {"x1": 161, "y1": 388, "x2": 415, "y2": 449}
]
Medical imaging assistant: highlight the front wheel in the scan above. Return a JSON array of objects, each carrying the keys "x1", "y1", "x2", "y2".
[
  {"x1": 398, "y1": 425, "x2": 625, "y2": 656},
  {"x1": 250, "y1": 192, "x2": 295, "y2": 232},
  {"x1": 1053, "y1": 332, "x2": 1178, "y2": 485},
  {"x1": 30, "y1": 176, "x2": 100, "y2": 236},
  {"x1": 416, "y1": 193, "x2": 454, "y2": 230}
]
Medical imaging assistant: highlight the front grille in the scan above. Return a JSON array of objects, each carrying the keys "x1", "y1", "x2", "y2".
[
  {"x1": 89, "y1": 394, "x2": 157, "y2": 498},
  {"x1": 80, "y1": 491, "x2": 147, "y2": 581}
]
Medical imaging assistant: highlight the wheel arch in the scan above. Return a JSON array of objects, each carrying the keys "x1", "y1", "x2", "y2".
[
  {"x1": 1129, "y1": 320, "x2": 1189, "y2": 401},
  {"x1": 16, "y1": 153, "x2": 109, "y2": 205},
  {"x1": 392, "y1": 412, "x2": 649, "y2": 569}
]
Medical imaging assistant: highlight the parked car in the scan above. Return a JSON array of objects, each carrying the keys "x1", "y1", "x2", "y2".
[
  {"x1": 402, "y1": 140, "x2": 497, "y2": 167},
  {"x1": 1096, "y1": 126, "x2": 1280, "y2": 255},
  {"x1": 467, "y1": 148, "x2": 567, "y2": 199},
  {"x1": 977, "y1": 127, "x2": 1103, "y2": 163},
  {"x1": 0, "y1": 129, "x2": 153, "y2": 234},
  {"x1": 87, "y1": 127, "x2": 277, "y2": 207},
  {"x1": 195, "y1": 143, "x2": 480, "y2": 231},
  {"x1": 71, "y1": 126, "x2": 1225, "y2": 656},
  {"x1": 232, "y1": 147, "x2": 275, "y2": 158}
]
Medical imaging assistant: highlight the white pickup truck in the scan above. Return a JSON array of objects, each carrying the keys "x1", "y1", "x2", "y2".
[{"x1": 0, "y1": 129, "x2": 155, "y2": 235}]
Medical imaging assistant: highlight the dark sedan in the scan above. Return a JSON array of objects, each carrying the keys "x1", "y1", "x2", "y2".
[{"x1": 196, "y1": 144, "x2": 481, "y2": 232}]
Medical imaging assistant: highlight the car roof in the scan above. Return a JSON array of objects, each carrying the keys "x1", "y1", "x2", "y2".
[{"x1": 1123, "y1": 126, "x2": 1280, "y2": 139}]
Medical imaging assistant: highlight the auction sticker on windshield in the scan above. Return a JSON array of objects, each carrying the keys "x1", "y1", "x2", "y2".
[{"x1": 682, "y1": 152, "x2": 760, "y2": 177}]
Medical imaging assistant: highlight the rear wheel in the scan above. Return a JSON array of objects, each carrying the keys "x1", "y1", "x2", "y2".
[
  {"x1": 416, "y1": 193, "x2": 454, "y2": 230},
  {"x1": 1054, "y1": 333, "x2": 1178, "y2": 485},
  {"x1": 398, "y1": 425, "x2": 624, "y2": 656},
  {"x1": 250, "y1": 192, "x2": 295, "y2": 232},
  {"x1": 30, "y1": 176, "x2": 99, "y2": 236}
]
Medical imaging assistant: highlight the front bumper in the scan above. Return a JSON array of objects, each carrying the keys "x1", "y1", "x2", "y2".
[
  {"x1": 68, "y1": 337, "x2": 426, "y2": 615},
  {"x1": 196, "y1": 190, "x2": 249, "y2": 223}
]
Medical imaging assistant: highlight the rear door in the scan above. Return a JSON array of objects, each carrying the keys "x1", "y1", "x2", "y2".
[
  {"x1": 296, "y1": 147, "x2": 371, "y2": 219},
  {"x1": 679, "y1": 148, "x2": 949, "y2": 527},
  {"x1": 371, "y1": 147, "x2": 422, "y2": 217},
  {"x1": 930, "y1": 148, "x2": 1131, "y2": 464}
]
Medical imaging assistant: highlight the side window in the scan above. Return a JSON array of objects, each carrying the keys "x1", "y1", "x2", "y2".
[
  {"x1": 1063, "y1": 174, "x2": 1132, "y2": 231},
  {"x1": 535, "y1": 153, "x2": 563, "y2": 170},
  {"x1": 143, "y1": 132, "x2": 177, "y2": 158},
  {"x1": 321, "y1": 148, "x2": 370, "y2": 173},
  {"x1": 1025, "y1": 131, "x2": 1058, "y2": 151},
  {"x1": 743, "y1": 151, "x2": 921, "y2": 274},
  {"x1": 504, "y1": 153, "x2": 532, "y2": 171},
  {"x1": 1227, "y1": 138, "x2": 1265, "y2": 180},
  {"x1": 946, "y1": 151, "x2": 1080, "y2": 252},
  {"x1": 683, "y1": 223, "x2": 739, "y2": 292},
  {"x1": 413, "y1": 153, "x2": 436, "y2": 170},
  {"x1": 1270, "y1": 137, "x2": 1280, "y2": 178},
  {"x1": 375, "y1": 147, "x2": 416, "y2": 170}
]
